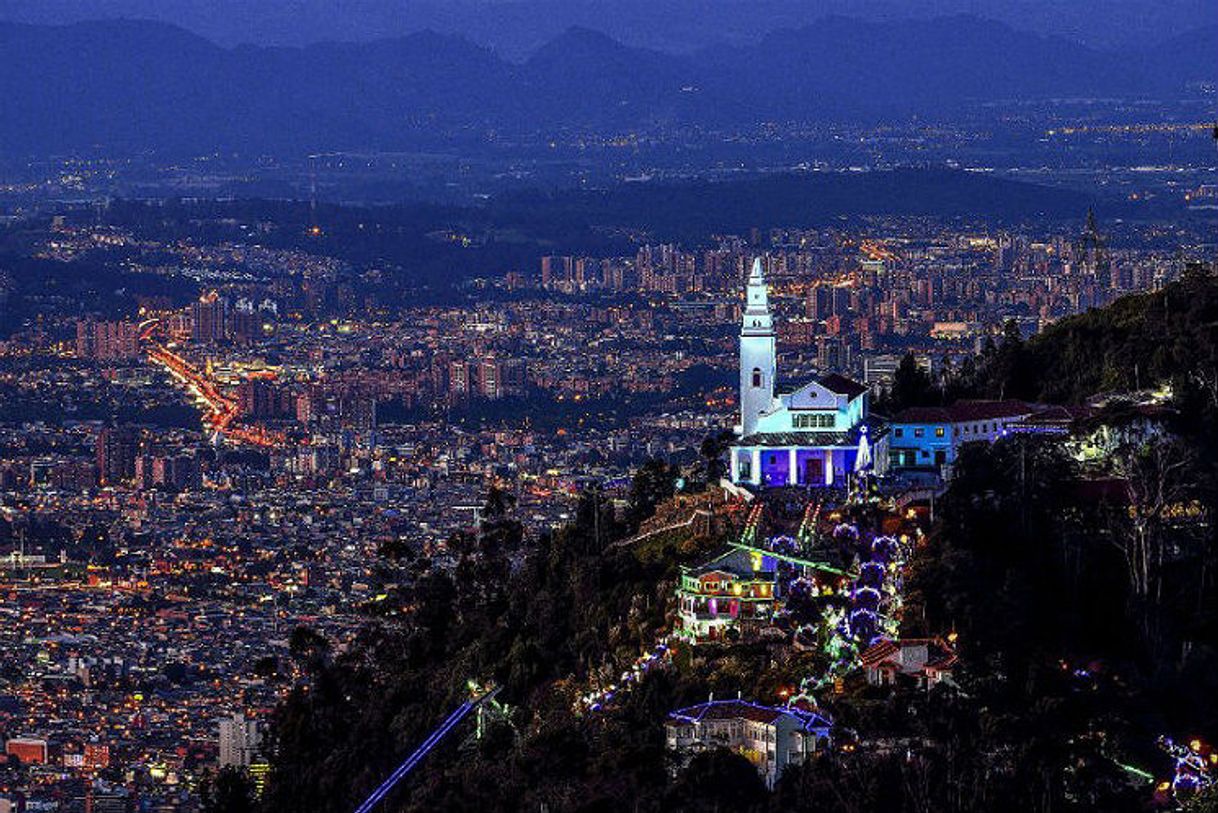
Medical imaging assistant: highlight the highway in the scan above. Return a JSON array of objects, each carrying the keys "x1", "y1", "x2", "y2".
[{"x1": 143, "y1": 330, "x2": 284, "y2": 448}]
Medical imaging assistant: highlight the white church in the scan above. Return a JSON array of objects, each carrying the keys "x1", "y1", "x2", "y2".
[{"x1": 729, "y1": 259, "x2": 886, "y2": 488}]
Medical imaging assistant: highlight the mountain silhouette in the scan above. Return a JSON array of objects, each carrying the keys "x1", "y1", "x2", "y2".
[{"x1": 0, "y1": 16, "x2": 1212, "y2": 155}]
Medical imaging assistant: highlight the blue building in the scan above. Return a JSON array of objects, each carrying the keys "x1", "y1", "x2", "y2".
[{"x1": 888, "y1": 400, "x2": 1036, "y2": 473}]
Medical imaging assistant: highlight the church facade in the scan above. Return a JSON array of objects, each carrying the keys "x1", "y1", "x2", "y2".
[{"x1": 729, "y1": 259, "x2": 886, "y2": 488}]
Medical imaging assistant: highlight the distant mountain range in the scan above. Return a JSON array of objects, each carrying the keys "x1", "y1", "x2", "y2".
[
  {"x1": 0, "y1": 16, "x2": 1213, "y2": 156},
  {"x1": 2, "y1": 0, "x2": 1215, "y2": 55}
]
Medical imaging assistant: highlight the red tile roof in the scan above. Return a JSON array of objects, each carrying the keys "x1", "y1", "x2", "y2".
[
  {"x1": 895, "y1": 400, "x2": 1033, "y2": 424},
  {"x1": 859, "y1": 637, "x2": 958, "y2": 673},
  {"x1": 947, "y1": 400, "x2": 1035, "y2": 421},
  {"x1": 892, "y1": 406, "x2": 952, "y2": 424},
  {"x1": 859, "y1": 639, "x2": 900, "y2": 667}
]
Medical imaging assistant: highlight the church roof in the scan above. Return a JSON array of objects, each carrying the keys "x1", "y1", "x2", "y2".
[
  {"x1": 737, "y1": 431, "x2": 856, "y2": 447},
  {"x1": 818, "y1": 373, "x2": 868, "y2": 399},
  {"x1": 748, "y1": 257, "x2": 765, "y2": 283}
]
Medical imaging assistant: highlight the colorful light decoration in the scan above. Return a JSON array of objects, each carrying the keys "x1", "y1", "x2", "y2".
[
  {"x1": 1158, "y1": 735, "x2": 1215, "y2": 800},
  {"x1": 795, "y1": 516, "x2": 916, "y2": 694},
  {"x1": 740, "y1": 502, "x2": 764, "y2": 546},
  {"x1": 797, "y1": 498, "x2": 823, "y2": 546},
  {"x1": 578, "y1": 642, "x2": 672, "y2": 715}
]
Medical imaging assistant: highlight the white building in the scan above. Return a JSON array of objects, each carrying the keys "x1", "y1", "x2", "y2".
[
  {"x1": 731, "y1": 258, "x2": 885, "y2": 487},
  {"x1": 218, "y1": 712, "x2": 263, "y2": 768},
  {"x1": 665, "y1": 699, "x2": 832, "y2": 788},
  {"x1": 859, "y1": 637, "x2": 958, "y2": 689}
]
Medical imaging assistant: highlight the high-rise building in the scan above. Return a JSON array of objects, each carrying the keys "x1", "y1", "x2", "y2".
[
  {"x1": 295, "y1": 392, "x2": 314, "y2": 424},
  {"x1": 450, "y1": 360, "x2": 471, "y2": 397},
  {"x1": 231, "y1": 307, "x2": 261, "y2": 344},
  {"x1": 237, "y1": 378, "x2": 284, "y2": 419},
  {"x1": 344, "y1": 396, "x2": 377, "y2": 430},
  {"x1": 478, "y1": 359, "x2": 502, "y2": 399},
  {"x1": 75, "y1": 320, "x2": 94, "y2": 359},
  {"x1": 218, "y1": 713, "x2": 262, "y2": 768},
  {"x1": 76, "y1": 320, "x2": 140, "y2": 361},
  {"x1": 191, "y1": 293, "x2": 229, "y2": 343},
  {"x1": 96, "y1": 426, "x2": 140, "y2": 486}
]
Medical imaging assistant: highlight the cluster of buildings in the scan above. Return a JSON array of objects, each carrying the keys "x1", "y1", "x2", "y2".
[
  {"x1": 531, "y1": 214, "x2": 1188, "y2": 382},
  {"x1": 660, "y1": 258, "x2": 1179, "y2": 788},
  {"x1": 76, "y1": 321, "x2": 141, "y2": 362}
]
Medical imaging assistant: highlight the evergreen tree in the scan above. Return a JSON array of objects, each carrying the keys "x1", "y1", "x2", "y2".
[
  {"x1": 627, "y1": 458, "x2": 678, "y2": 530},
  {"x1": 699, "y1": 430, "x2": 734, "y2": 485},
  {"x1": 889, "y1": 352, "x2": 934, "y2": 412},
  {"x1": 200, "y1": 766, "x2": 256, "y2": 813}
]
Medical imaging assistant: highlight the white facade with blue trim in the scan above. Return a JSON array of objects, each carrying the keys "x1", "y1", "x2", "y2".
[
  {"x1": 665, "y1": 698, "x2": 832, "y2": 788},
  {"x1": 730, "y1": 258, "x2": 886, "y2": 488}
]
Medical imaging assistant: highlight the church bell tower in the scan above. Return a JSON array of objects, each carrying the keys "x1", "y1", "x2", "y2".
[{"x1": 739, "y1": 257, "x2": 775, "y2": 436}]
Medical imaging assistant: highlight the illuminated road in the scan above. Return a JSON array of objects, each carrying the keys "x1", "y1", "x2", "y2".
[{"x1": 144, "y1": 337, "x2": 284, "y2": 449}]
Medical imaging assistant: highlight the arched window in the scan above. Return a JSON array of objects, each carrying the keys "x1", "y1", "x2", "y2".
[{"x1": 752, "y1": 368, "x2": 762, "y2": 387}]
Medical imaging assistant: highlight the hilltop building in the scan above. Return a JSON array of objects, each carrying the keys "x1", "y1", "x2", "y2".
[
  {"x1": 218, "y1": 713, "x2": 263, "y2": 768},
  {"x1": 665, "y1": 699, "x2": 832, "y2": 788},
  {"x1": 859, "y1": 637, "x2": 958, "y2": 689},
  {"x1": 731, "y1": 259, "x2": 885, "y2": 487}
]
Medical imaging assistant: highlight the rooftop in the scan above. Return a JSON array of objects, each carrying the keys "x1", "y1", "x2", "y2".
[
  {"x1": 818, "y1": 373, "x2": 869, "y2": 400},
  {"x1": 894, "y1": 400, "x2": 1034, "y2": 424},
  {"x1": 666, "y1": 698, "x2": 832, "y2": 732}
]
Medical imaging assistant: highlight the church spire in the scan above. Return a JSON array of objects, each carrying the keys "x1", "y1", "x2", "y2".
[
  {"x1": 744, "y1": 257, "x2": 769, "y2": 315},
  {"x1": 739, "y1": 257, "x2": 776, "y2": 436},
  {"x1": 742, "y1": 258, "x2": 773, "y2": 335}
]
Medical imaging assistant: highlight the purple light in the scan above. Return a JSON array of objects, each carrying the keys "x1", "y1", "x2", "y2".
[{"x1": 354, "y1": 700, "x2": 476, "y2": 813}]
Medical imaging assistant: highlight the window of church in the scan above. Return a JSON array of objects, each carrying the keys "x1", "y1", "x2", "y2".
[
  {"x1": 752, "y1": 368, "x2": 762, "y2": 387},
  {"x1": 792, "y1": 413, "x2": 835, "y2": 429}
]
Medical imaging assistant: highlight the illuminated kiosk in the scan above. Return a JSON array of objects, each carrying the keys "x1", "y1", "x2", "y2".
[{"x1": 730, "y1": 258, "x2": 886, "y2": 488}]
